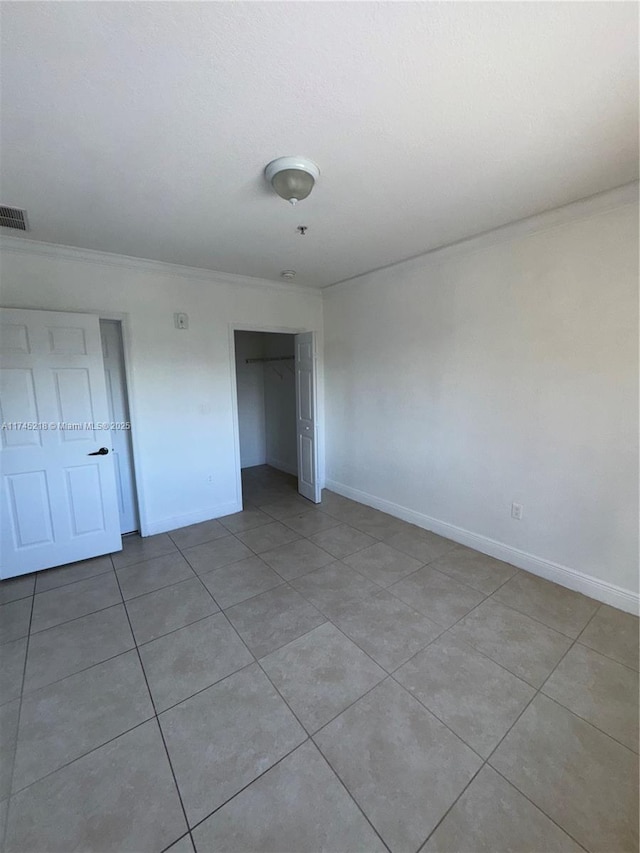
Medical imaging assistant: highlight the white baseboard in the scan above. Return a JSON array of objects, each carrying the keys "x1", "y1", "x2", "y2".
[
  {"x1": 240, "y1": 456, "x2": 266, "y2": 469},
  {"x1": 266, "y1": 456, "x2": 298, "y2": 477},
  {"x1": 325, "y1": 479, "x2": 639, "y2": 616},
  {"x1": 141, "y1": 500, "x2": 242, "y2": 537}
]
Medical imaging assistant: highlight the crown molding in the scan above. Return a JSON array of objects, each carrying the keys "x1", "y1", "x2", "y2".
[
  {"x1": 2, "y1": 181, "x2": 636, "y2": 297},
  {"x1": 324, "y1": 181, "x2": 639, "y2": 294},
  {"x1": 0, "y1": 236, "x2": 323, "y2": 298}
]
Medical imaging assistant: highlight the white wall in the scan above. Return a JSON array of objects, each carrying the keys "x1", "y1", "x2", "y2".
[
  {"x1": 234, "y1": 331, "x2": 266, "y2": 468},
  {"x1": 324, "y1": 187, "x2": 639, "y2": 612},
  {"x1": 263, "y1": 333, "x2": 297, "y2": 476},
  {"x1": 0, "y1": 240, "x2": 323, "y2": 535}
]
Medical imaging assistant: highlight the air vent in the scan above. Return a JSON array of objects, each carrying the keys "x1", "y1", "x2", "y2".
[{"x1": 0, "y1": 206, "x2": 28, "y2": 231}]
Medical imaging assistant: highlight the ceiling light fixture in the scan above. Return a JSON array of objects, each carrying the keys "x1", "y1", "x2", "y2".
[{"x1": 265, "y1": 157, "x2": 319, "y2": 206}]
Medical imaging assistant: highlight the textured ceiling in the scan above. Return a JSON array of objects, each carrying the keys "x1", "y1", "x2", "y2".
[{"x1": 1, "y1": 2, "x2": 638, "y2": 287}]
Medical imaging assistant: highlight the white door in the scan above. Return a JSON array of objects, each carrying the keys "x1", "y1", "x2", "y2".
[
  {"x1": 295, "y1": 332, "x2": 320, "y2": 503},
  {"x1": 0, "y1": 308, "x2": 122, "y2": 579},
  {"x1": 100, "y1": 320, "x2": 139, "y2": 534}
]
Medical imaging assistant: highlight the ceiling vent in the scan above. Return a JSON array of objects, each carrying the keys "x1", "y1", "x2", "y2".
[{"x1": 0, "y1": 206, "x2": 29, "y2": 231}]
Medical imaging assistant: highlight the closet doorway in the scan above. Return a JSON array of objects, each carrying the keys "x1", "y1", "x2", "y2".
[{"x1": 232, "y1": 329, "x2": 320, "y2": 506}]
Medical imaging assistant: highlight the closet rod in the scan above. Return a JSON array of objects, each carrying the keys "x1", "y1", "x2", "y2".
[{"x1": 245, "y1": 356, "x2": 295, "y2": 364}]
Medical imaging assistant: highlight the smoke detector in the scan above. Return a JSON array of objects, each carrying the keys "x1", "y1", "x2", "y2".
[{"x1": 280, "y1": 270, "x2": 296, "y2": 279}]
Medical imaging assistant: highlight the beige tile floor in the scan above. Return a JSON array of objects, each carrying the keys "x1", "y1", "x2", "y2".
[{"x1": 0, "y1": 465, "x2": 638, "y2": 853}]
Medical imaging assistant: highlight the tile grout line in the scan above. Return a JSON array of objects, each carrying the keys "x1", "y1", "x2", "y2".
[
  {"x1": 485, "y1": 589, "x2": 600, "y2": 641},
  {"x1": 3, "y1": 479, "x2": 635, "y2": 851},
  {"x1": 184, "y1": 495, "x2": 383, "y2": 568},
  {"x1": 12, "y1": 633, "x2": 273, "y2": 770},
  {"x1": 251, "y1": 535, "x2": 555, "y2": 764},
  {"x1": 177, "y1": 562, "x2": 323, "y2": 836},
  {"x1": 13, "y1": 578, "x2": 355, "y2": 851},
  {"x1": 173, "y1": 530, "x2": 391, "y2": 713},
  {"x1": 182, "y1": 556, "x2": 393, "y2": 853},
  {"x1": 133, "y1": 607, "x2": 222, "y2": 648},
  {"x1": 382, "y1": 584, "x2": 498, "y2": 679},
  {"x1": 539, "y1": 687, "x2": 639, "y2": 755},
  {"x1": 415, "y1": 762, "x2": 487, "y2": 853},
  {"x1": 176, "y1": 516, "x2": 386, "y2": 609},
  {"x1": 4, "y1": 492, "x2": 619, "y2": 682},
  {"x1": 529, "y1": 689, "x2": 639, "y2": 754},
  {"x1": 384, "y1": 580, "x2": 590, "y2": 684},
  {"x1": 485, "y1": 764, "x2": 590, "y2": 853},
  {"x1": 4, "y1": 488, "x2": 419, "y2": 628},
  {"x1": 158, "y1": 830, "x2": 193, "y2": 853},
  {"x1": 25, "y1": 596, "x2": 122, "y2": 638},
  {"x1": 0, "y1": 591, "x2": 32, "y2": 607},
  {"x1": 9, "y1": 582, "x2": 230, "y2": 707},
  {"x1": 1, "y1": 584, "x2": 36, "y2": 853},
  {"x1": 165, "y1": 534, "x2": 332, "y2": 849},
  {"x1": 184, "y1": 738, "x2": 312, "y2": 841},
  {"x1": 251, "y1": 665, "x2": 393, "y2": 852},
  {"x1": 380, "y1": 565, "x2": 568, "y2": 689},
  {"x1": 307, "y1": 742, "x2": 392, "y2": 853},
  {"x1": 572, "y1": 600, "x2": 638, "y2": 669},
  {"x1": 17, "y1": 520, "x2": 518, "y2": 646},
  {"x1": 13, "y1": 526, "x2": 545, "y2": 671},
  {"x1": 416, "y1": 606, "x2": 606, "y2": 853},
  {"x1": 117, "y1": 569, "x2": 199, "y2": 604},
  {"x1": 111, "y1": 562, "x2": 194, "y2": 851},
  {"x1": 301, "y1": 613, "x2": 492, "y2": 764},
  {"x1": 122, "y1": 572, "x2": 218, "y2": 605},
  {"x1": 7, "y1": 715, "x2": 156, "y2": 798},
  {"x1": 349, "y1": 529, "x2": 602, "y2": 646},
  {"x1": 23, "y1": 576, "x2": 322, "y2": 704},
  {"x1": 150, "y1": 659, "x2": 257, "y2": 716},
  {"x1": 283, "y1": 541, "x2": 629, "y2": 850},
  {"x1": 31, "y1": 565, "x2": 114, "y2": 597},
  {"x1": 5, "y1": 574, "x2": 171, "y2": 803},
  {"x1": 113, "y1": 546, "x2": 180, "y2": 572},
  {"x1": 224, "y1": 584, "x2": 329, "y2": 658},
  {"x1": 19, "y1": 644, "x2": 136, "y2": 701},
  {"x1": 243, "y1": 582, "x2": 497, "y2": 790},
  {"x1": 167, "y1": 566, "x2": 326, "y2": 843},
  {"x1": 572, "y1": 638, "x2": 640, "y2": 674},
  {"x1": 26, "y1": 569, "x2": 123, "y2": 637},
  {"x1": 6, "y1": 566, "x2": 619, "y2": 837},
  {"x1": 280, "y1": 513, "x2": 344, "y2": 538},
  {"x1": 42, "y1": 517, "x2": 427, "y2": 658},
  {"x1": 19, "y1": 594, "x2": 124, "y2": 637}
]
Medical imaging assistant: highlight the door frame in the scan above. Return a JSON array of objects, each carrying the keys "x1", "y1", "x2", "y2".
[
  {"x1": 99, "y1": 318, "x2": 141, "y2": 534},
  {"x1": 2, "y1": 303, "x2": 146, "y2": 535},
  {"x1": 1, "y1": 305, "x2": 144, "y2": 537},
  {"x1": 97, "y1": 312, "x2": 143, "y2": 534},
  {"x1": 228, "y1": 323, "x2": 324, "y2": 509}
]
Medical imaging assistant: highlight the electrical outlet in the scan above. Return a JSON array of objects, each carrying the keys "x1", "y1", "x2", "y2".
[{"x1": 511, "y1": 502, "x2": 523, "y2": 520}]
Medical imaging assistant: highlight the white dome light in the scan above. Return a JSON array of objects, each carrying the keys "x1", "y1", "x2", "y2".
[{"x1": 265, "y1": 157, "x2": 320, "y2": 206}]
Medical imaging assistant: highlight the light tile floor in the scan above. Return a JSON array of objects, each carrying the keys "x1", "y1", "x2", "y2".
[{"x1": 1, "y1": 465, "x2": 638, "y2": 853}]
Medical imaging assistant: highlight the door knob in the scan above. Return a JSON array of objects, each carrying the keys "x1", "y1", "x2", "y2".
[{"x1": 87, "y1": 447, "x2": 109, "y2": 456}]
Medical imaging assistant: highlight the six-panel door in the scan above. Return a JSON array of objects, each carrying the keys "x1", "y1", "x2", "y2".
[{"x1": 0, "y1": 308, "x2": 122, "y2": 579}]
